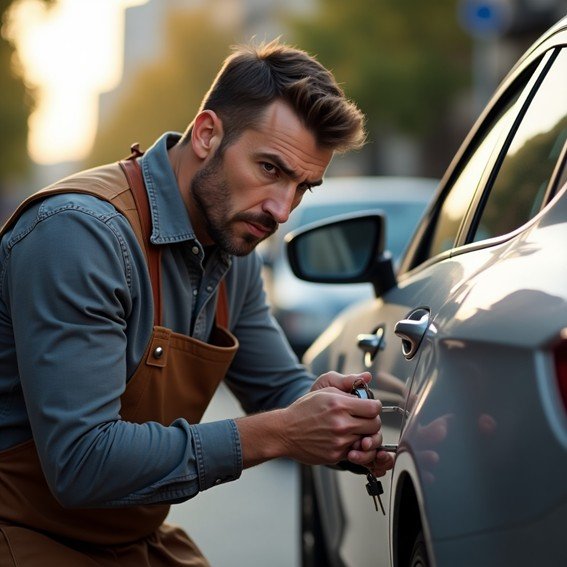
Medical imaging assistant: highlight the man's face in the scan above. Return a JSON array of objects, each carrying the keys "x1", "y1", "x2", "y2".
[{"x1": 190, "y1": 100, "x2": 333, "y2": 256}]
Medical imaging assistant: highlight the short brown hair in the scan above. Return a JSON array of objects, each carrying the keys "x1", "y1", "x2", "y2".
[{"x1": 186, "y1": 39, "x2": 366, "y2": 154}]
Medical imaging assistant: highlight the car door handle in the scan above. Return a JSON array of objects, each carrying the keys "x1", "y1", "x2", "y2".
[
  {"x1": 357, "y1": 326, "x2": 385, "y2": 367},
  {"x1": 394, "y1": 308, "x2": 430, "y2": 359}
]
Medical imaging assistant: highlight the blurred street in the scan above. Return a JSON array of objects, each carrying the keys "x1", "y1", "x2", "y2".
[{"x1": 166, "y1": 384, "x2": 301, "y2": 567}]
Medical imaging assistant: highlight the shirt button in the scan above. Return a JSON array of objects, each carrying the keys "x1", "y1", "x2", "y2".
[
  {"x1": 191, "y1": 246, "x2": 199, "y2": 255},
  {"x1": 214, "y1": 478, "x2": 223, "y2": 485},
  {"x1": 192, "y1": 289, "x2": 198, "y2": 297},
  {"x1": 206, "y1": 285, "x2": 213, "y2": 293}
]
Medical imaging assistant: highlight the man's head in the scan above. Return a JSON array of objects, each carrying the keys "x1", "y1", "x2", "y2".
[
  {"x1": 184, "y1": 39, "x2": 366, "y2": 155},
  {"x1": 174, "y1": 40, "x2": 366, "y2": 256}
]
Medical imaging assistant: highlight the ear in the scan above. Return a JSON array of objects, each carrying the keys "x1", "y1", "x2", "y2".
[{"x1": 191, "y1": 110, "x2": 224, "y2": 160}]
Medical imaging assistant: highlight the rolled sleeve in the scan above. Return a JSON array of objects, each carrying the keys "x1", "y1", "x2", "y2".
[{"x1": 191, "y1": 419, "x2": 242, "y2": 490}]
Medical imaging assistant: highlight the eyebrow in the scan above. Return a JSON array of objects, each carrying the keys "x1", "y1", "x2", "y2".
[{"x1": 258, "y1": 152, "x2": 324, "y2": 188}]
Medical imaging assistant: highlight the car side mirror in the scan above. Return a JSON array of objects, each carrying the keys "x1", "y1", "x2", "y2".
[{"x1": 285, "y1": 212, "x2": 396, "y2": 297}]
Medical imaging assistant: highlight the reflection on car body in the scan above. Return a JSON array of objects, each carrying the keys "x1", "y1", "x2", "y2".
[{"x1": 287, "y1": 16, "x2": 567, "y2": 567}]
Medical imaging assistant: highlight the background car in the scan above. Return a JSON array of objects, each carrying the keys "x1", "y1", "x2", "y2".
[
  {"x1": 287, "y1": 16, "x2": 567, "y2": 567},
  {"x1": 259, "y1": 176, "x2": 438, "y2": 356}
]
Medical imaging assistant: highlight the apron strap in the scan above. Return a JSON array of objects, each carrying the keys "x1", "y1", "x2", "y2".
[
  {"x1": 119, "y1": 144, "x2": 229, "y2": 329},
  {"x1": 119, "y1": 149, "x2": 163, "y2": 327}
]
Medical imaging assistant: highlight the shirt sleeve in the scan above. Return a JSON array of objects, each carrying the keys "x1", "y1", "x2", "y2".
[
  {"x1": 3, "y1": 201, "x2": 240, "y2": 508},
  {"x1": 224, "y1": 252, "x2": 316, "y2": 414}
]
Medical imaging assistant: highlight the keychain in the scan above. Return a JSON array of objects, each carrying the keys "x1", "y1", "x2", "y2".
[{"x1": 350, "y1": 378, "x2": 386, "y2": 515}]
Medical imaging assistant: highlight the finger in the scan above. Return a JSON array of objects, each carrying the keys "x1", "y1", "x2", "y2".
[
  {"x1": 346, "y1": 448, "x2": 378, "y2": 466},
  {"x1": 310, "y1": 371, "x2": 345, "y2": 392},
  {"x1": 368, "y1": 462, "x2": 394, "y2": 478},
  {"x1": 374, "y1": 450, "x2": 395, "y2": 467},
  {"x1": 338, "y1": 372, "x2": 372, "y2": 393},
  {"x1": 367, "y1": 452, "x2": 395, "y2": 477},
  {"x1": 360, "y1": 432, "x2": 382, "y2": 451},
  {"x1": 343, "y1": 397, "x2": 382, "y2": 418},
  {"x1": 346, "y1": 433, "x2": 384, "y2": 463},
  {"x1": 350, "y1": 438, "x2": 362, "y2": 451}
]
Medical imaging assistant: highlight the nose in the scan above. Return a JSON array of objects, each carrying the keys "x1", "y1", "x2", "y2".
[{"x1": 262, "y1": 183, "x2": 298, "y2": 224}]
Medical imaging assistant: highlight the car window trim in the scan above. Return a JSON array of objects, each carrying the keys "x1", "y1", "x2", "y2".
[
  {"x1": 446, "y1": 179, "x2": 567, "y2": 261},
  {"x1": 399, "y1": 51, "x2": 552, "y2": 277},
  {"x1": 459, "y1": 48, "x2": 562, "y2": 247},
  {"x1": 399, "y1": 24, "x2": 567, "y2": 280}
]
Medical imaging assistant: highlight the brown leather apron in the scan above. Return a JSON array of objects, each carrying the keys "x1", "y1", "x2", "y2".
[{"x1": 0, "y1": 151, "x2": 239, "y2": 566}]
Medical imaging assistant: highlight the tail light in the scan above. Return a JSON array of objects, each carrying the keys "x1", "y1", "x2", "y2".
[{"x1": 553, "y1": 329, "x2": 567, "y2": 412}]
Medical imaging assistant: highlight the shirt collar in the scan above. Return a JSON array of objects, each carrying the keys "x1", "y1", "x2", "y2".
[{"x1": 138, "y1": 132, "x2": 196, "y2": 245}]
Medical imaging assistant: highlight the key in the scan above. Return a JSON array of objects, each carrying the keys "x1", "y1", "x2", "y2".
[{"x1": 366, "y1": 473, "x2": 386, "y2": 515}]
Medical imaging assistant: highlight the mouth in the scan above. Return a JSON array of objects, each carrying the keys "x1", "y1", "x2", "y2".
[{"x1": 244, "y1": 220, "x2": 275, "y2": 239}]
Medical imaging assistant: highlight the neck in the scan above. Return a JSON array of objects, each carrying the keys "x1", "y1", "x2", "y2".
[{"x1": 167, "y1": 142, "x2": 212, "y2": 245}]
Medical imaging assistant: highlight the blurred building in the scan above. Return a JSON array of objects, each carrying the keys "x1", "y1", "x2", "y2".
[{"x1": 98, "y1": 0, "x2": 315, "y2": 132}]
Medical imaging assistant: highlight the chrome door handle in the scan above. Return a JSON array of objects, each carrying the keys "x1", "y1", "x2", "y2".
[
  {"x1": 394, "y1": 308, "x2": 430, "y2": 359},
  {"x1": 357, "y1": 326, "x2": 385, "y2": 367}
]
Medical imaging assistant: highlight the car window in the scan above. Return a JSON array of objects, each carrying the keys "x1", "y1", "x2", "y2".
[
  {"x1": 412, "y1": 55, "x2": 544, "y2": 266},
  {"x1": 426, "y1": 96, "x2": 520, "y2": 258},
  {"x1": 469, "y1": 49, "x2": 567, "y2": 242}
]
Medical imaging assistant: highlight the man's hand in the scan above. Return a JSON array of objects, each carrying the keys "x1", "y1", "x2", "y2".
[
  {"x1": 237, "y1": 371, "x2": 394, "y2": 475},
  {"x1": 275, "y1": 386, "x2": 383, "y2": 465},
  {"x1": 311, "y1": 371, "x2": 395, "y2": 476},
  {"x1": 310, "y1": 370, "x2": 373, "y2": 394}
]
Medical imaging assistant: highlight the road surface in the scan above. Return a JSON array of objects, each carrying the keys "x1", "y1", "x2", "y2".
[{"x1": 166, "y1": 384, "x2": 301, "y2": 566}]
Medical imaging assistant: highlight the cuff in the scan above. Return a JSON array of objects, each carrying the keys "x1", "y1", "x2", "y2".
[{"x1": 191, "y1": 419, "x2": 243, "y2": 491}]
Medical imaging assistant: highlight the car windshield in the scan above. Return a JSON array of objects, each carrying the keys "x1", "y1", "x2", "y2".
[{"x1": 297, "y1": 202, "x2": 427, "y2": 260}]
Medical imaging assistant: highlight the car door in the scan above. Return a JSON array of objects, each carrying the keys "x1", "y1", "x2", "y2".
[
  {"x1": 303, "y1": 31, "x2": 567, "y2": 567},
  {"x1": 399, "y1": 44, "x2": 567, "y2": 566}
]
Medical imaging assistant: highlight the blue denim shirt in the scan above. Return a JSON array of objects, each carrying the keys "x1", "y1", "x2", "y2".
[{"x1": 0, "y1": 133, "x2": 314, "y2": 508}]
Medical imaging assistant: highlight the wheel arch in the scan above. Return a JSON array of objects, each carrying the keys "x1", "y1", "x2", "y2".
[{"x1": 391, "y1": 455, "x2": 434, "y2": 567}]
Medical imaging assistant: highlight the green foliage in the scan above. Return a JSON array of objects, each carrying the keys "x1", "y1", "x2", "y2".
[
  {"x1": 289, "y1": 0, "x2": 471, "y2": 137},
  {"x1": 0, "y1": 27, "x2": 29, "y2": 178},
  {"x1": 87, "y1": 9, "x2": 236, "y2": 166}
]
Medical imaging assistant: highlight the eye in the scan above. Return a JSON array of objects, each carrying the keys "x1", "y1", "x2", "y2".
[
  {"x1": 261, "y1": 162, "x2": 278, "y2": 176},
  {"x1": 298, "y1": 183, "x2": 313, "y2": 194}
]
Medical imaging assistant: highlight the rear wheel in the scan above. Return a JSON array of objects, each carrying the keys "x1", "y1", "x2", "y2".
[{"x1": 409, "y1": 530, "x2": 429, "y2": 567}]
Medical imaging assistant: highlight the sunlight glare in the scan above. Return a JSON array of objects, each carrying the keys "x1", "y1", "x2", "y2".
[{"x1": 7, "y1": 0, "x2": 148, "y2": 164}]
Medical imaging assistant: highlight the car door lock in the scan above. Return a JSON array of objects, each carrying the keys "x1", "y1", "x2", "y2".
[{"x1": 357, "y1": 325, "x2": 386, "y2": 368}]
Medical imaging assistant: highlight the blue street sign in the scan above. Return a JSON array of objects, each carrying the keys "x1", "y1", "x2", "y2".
[{"x1": 458, "y1": 0, "x2": 513, "y2": 38}]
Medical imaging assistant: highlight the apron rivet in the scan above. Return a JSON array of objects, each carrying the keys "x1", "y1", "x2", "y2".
[{"x1": 153, "y1": 346, "x2": 164, "y2": 359}]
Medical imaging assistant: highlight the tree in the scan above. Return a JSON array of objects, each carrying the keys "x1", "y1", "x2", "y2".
[
  {"x1": 288, "y1": 0, "x2": 472, "y2": 174},
  {"x1": 87, "y1": 9, "x2": 236, "y2": 166}
]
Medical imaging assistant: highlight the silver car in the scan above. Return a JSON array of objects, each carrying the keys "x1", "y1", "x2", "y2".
[{"x1": 287, "y1": 16, "x2": 567, "y2": 567}]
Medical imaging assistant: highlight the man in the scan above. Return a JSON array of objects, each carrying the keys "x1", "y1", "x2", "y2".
[{"x1": 0, "y1": 40, "x2": 394, "y2": 565}]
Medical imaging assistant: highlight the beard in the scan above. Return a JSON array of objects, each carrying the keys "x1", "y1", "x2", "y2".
[{"x1": 190, "y1": 152, "x2": 278, "y2": 256}]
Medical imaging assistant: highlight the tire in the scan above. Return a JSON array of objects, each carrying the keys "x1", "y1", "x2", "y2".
[{"x1": 409, "y1": 530, "x2": 430, "y2": 567}]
